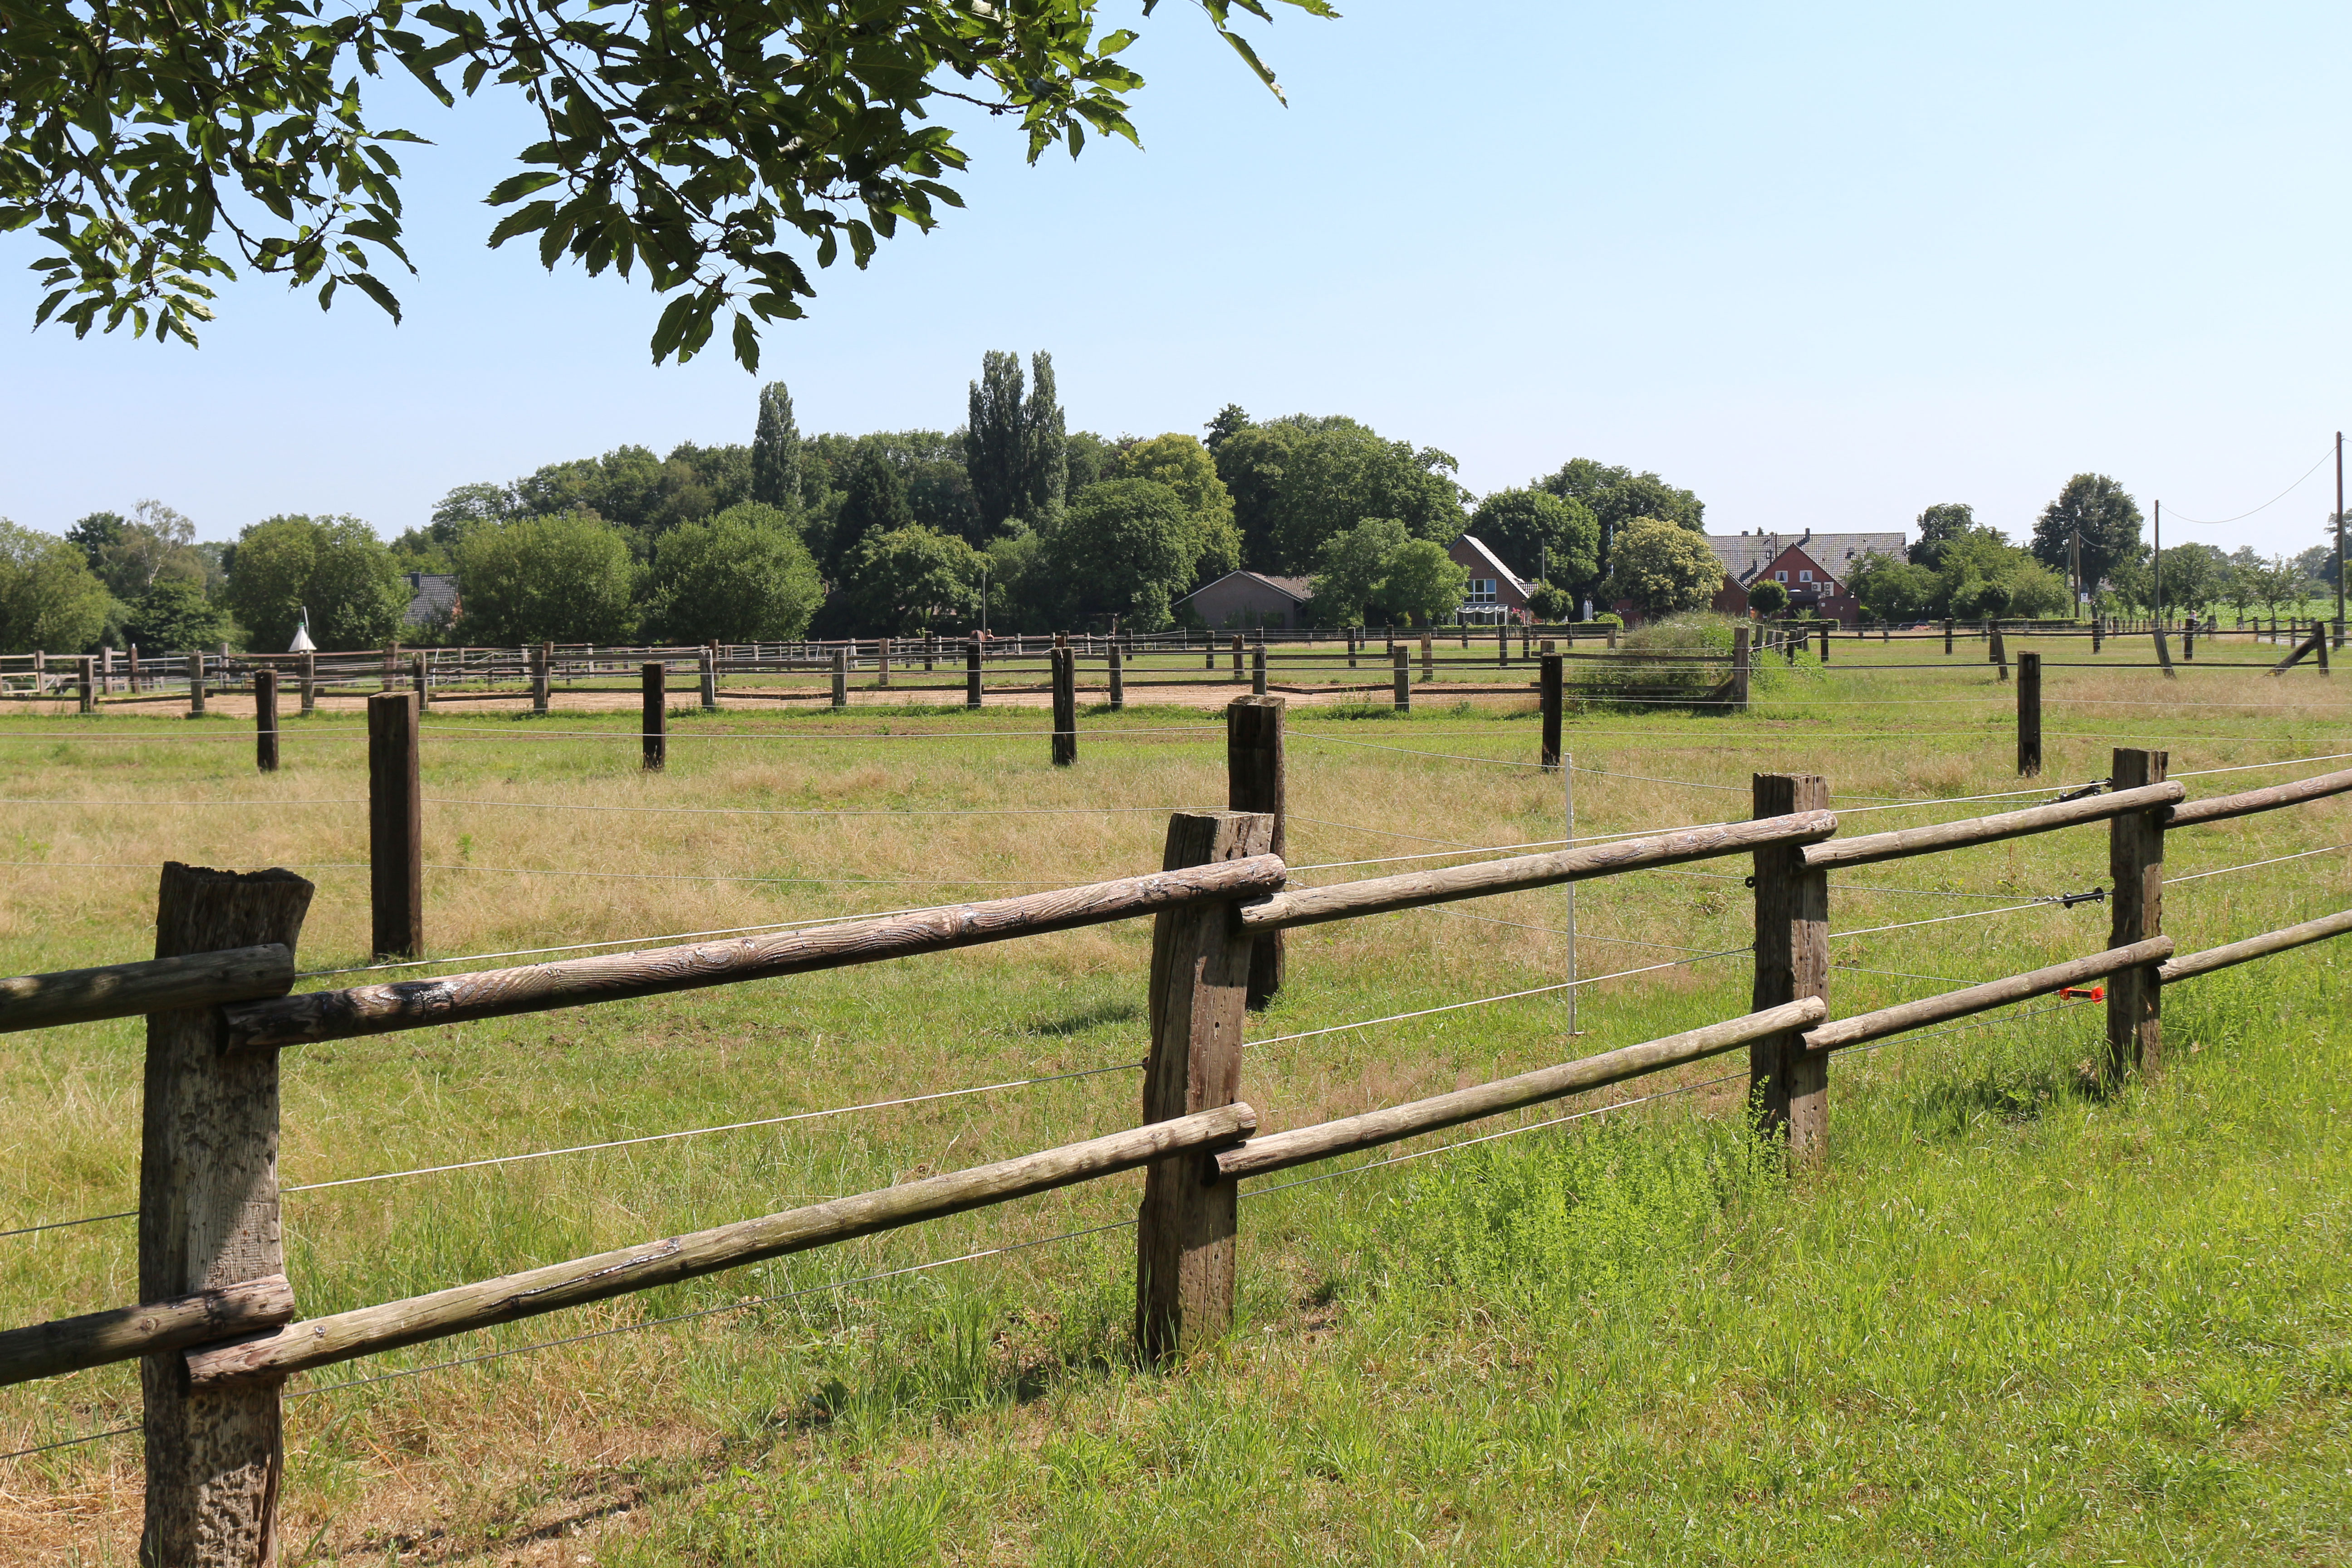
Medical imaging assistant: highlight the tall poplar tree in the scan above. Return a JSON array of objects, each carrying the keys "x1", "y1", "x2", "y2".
[
  {"x1": 1023, "y1": 352, "x2": 1067, "y2": 517},
  {"x1": 751, "y1": 382, "x2": 801, "y2": 508},
  {"x1": 964, "y1": 350, "x2": 1067, "y2": 533},
  {"x1": 830, "y1": 448, "x2": 914, "y2": 577}
]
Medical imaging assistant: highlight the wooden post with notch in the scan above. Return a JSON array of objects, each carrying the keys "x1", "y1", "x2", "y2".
[
  {"x1": 1730, "y1": 626, "x2": 1751, "y2": 710},
  {"x1": 965, "y1": 637, "x2": 983, "y2": 709},
  {"x1": 1749, "y1": 773, "x2": 1829, "y2": 1163},
  {"x1": 77, "y1": 655, "x2": 94, "y2": 715},
  {"x1": 1539, "y1": 648, "x2": 1562, "y2": 769},
  {"x1": 533, "y1": 642, "x2": 551, "y2": 715},
  {"x1": 641, "y1": 661, "x2": 666, "y2": 771},
  {"x1": 1051, "y1": 647, "x2": 1078, "y2": 766},
  {"x1": 367, "y1": 691, "x2": 422, "y2": 960},
  {"x1": 1944, "y1": 617, "x2": 1954, "y2": 655},
  {"x1": 1226, "y1": 696, "x2": 1285, "y2": 1010},
  {"x1": 2105, "y1": 747, "x2": 2167, "y2": 1082},
  {"x1": 188, "y1": 651, "x2": 206, "y2": 716},
  {"x1": 412, "y1": 652, "x2": 430, "y2": 711},
  {"x1": 1108, "y1": 645, "x2": 1125, "y2": 710},
  {"x1": 1136, "y1": 809, "x2": 1270, "y2": 1359},
  {"x1": 254, "y1": 670, "x2": 279, "y2": 774},
  {"x1": 141, "y1": 861, "x2": 313, "y2": 1567},
  {"x1": 700, "y1": 645, "x2": 719, "y2": 710},
  {"x1": 2016, "y1": 651, "x2": 2041, "y2": 776},
  {"x1": 1989, "y1": 626, "x2": 2009, "y2": 681},
  {"x1": 1251, "y1": 644, "x2": 1267, "y2": 696},
  {"x1": 1815, "y1": 623, "x2": 1828, "y2": 662},
  {"x1": 299, "y1": 653, "x2": 316, "y2": 717},
  {"x1": 830, "y1": 646, "x2": 849, "y2": 709},
  {"x1": 1391, "y1": 644, "x2": 1410, "y2": 712}
]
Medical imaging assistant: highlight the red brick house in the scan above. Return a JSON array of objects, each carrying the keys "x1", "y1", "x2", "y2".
[
  {"x1": 1448, "y1": 534, "x2": 1535, "y2": 624},
  {"x1": 1706, "y1": 530, "x2": 1903, "y2": 627}
]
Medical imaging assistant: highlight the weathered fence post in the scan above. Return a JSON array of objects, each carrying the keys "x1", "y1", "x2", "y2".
[
  {"x1": 2183, "y1": 620, "x2": 2195, "y2": 661},
  {"x1": 831, "y1": 647, "x2": 849, "y2": 710},
  {"x1": 1108, "y1": 644, "x2": 1125, "y2": 710},
  {"x1": 2016, "y1": 651, "x2": 2041, "y2": 777},
  {"x1": 1539, "y1": 648, "x2": 1563, "y2": 769},
  {"x1": 1051, "y1": 647, "x2": 1078, "y2": 766},
  {"x1": 965, "y1": 637, "x2": 983, "y2": 709},
  {"x1": 877, "y1": 638, "x2": 891, "y2": 690},
  {"x1": 532, "y1": 642, "x2": 551, "y2": 715},
  {"x1": 77, "y1": 655, "x2": 94, "y2": 715},
  {"x1": 641, "y1": 662, "x2": 667, "y2": 771},
  {"x1": 412, "y1": 653, "x2": 430, "y2": 711},
  {"x1": 1749, "y1": 773, "x2": 1829, "y2": 1164},
  {"x1": 2092, "y1": 615, "x2": 2103, "y2": 655},
  {"x1": 1230, "y1": 633, "x2": 1244, "y2": 682},
  {"x1": 368, "y1": 691, "x2": 422, "y2": 960},
  {"x1": 1989, "y1": 626, "x2": 2009, "y2": 681},
  {"x1": 1136, "y1": 808, "x2": 1271, "y2": 1359},
  {"x1": 140, "y1": 861, "x2": 313, "y2": 1568},
  {"x1": 1498, "y1": 623, "x2": 1511, "y2": 667},
  {"x1": 1392, "y1": 645, "x2": 1411, "y2": 712},
  {"x1": 1816, "y1": 623, "x2": 1828, "y2": 662},
  {"x1": 1944, "y1": 617, "x2": 1954, "y2": 655},
  {"x1": 1730, "y1": 626, "x2": 1751, "y2": 710},
  {"x1": 1226, "y1": 697, "x2": 1285, "y2": 1010},
  {"x1": 189, "y1": 651, "x2": 207, "y2": 716},
  {"x1": 2154, "y1": 625, "x2": 2176, "y2": 678},
  {"x1": 700, "y1": 644, "x2": 719, "y2": 710},
  {"x1": 1251, "y1": 644, "x2": 1267, "y2": 696},
  {"x1": 1419, "y1": 632, "x2": 1433, "y2": 682},
  {"x1": 299, "y1": 653, "x2": 316, "y2": 716},
  {"x1": 2105, "y1": 747, "x2": 2168, "y2": 1082},
  {"x1": 254, "y1": 670, "x2": 279, "y2": 774},
  {"x1": 1607, "y1": 622, "x2": 1619, "y2": 651},
  {"x1": 1347, "y1": 628, "x2": 1359, "y2": 669}
]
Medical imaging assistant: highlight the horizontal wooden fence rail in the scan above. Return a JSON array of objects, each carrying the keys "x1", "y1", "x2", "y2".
[
  {"x1": 0, "y1": 1276, "x2": 295, "y2": 1388},
  {"x1": 186, "y1": 1104, "x2": 1257, "y2": 1388},
  {"x1": 1238, "y1": 811, "x2": 1838, "y2": 931},
  {"x1": 1801, "y1": 781, "x2": 2185, "y2": 870},
  {"x1": 1800, "y1": 938, "x2": 2174, "y2": 1054},
  {"x1": 227, "y1": 856, "x2": 1286, "y2": 1048},
  {"x1": 0, "y1": 944, "x2": 292, "y2": 1034},
  {"x1": 2156, "y1": 908, "x2": 2352, "y2": 984},
  {"x1": 2163, "y1": 765, "x2": 2352, "y2": 829},
  {"x1": 1213, "y1": 999, "x2": 1825, "y2": 1181}
]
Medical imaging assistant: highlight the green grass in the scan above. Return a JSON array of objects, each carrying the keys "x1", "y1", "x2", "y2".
[{"x1": 0, "y1": 652, "x2": 2347, "y2": 1562}]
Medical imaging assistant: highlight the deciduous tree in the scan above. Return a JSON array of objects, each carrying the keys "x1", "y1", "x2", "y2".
[
  {"x1": 751, "y1": 383, "x2": 803, "y2": 510},
  {"x1": 965, "y1": 351, "x2": 1066, "y2": 533},
  {"x1": 640, "y1": 505, "x2": 822, "y2": 643},
  {"x1": 1214, "y1": 416, "x2": 1465, "y2": 574},
  {"x1": 1604, "y1": 516, "x2": 1721, "y2": 619},
  {"x1": 6, "y1": 0, "x2": 1331, "y2": 366},
  {"x1": 1109, "y1": 434, "x2": 1242, "y2": 586},
  {"x1": 843, "y1": 526, "x2": 983, "y2": 636},
  {"x1": 1467, "y1": 488, "x2": 1597, "y2": 588},
  {"x1": 453, "y1": 514, "x2": 640, "y2": 644},
  {"x1": 221, "y1": 514, "x2": 407, "y2": 651},
  {"x1": 0, "y1": 520, "x2": 112, "y2": 653},
  {"x1": 2033, "y1": 475, "x2": 2143, "y2": 590}
]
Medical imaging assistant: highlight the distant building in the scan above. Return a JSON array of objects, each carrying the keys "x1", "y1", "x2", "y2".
[
  {"x1": 1448, "y1": 534, "x2": 1535, "y2": 624},
  {"x1": 1178, "y1": 570, "x2": 1314, "y2": 631},
  {"x1": 1705, "y1": 530, "x2": 1903, "y2": 627},
  {"x1": 402, "y1": 571, "x2": 460, "y2": 631}
]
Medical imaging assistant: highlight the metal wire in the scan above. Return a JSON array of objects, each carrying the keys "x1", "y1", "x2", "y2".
[
  {"x1": 1831, "y1": 901, "x2": 2059, "y2": 940},
  {"x1": 0, "y1": 1423, "x2": 140, "y2": 1463},
  {"x1": 2168, "y1": 843, "x2": 2352, "y2": 883},
  {"x1": 284, "y1": 1061, "x2": 1140, "y2": 1194},
  {"x1": 0, "y1": 1208, "x2": 136, "y2": 1241},
  {"x1": 1242, "y1": 1072, "x2": 1746, "y2": 1198},
  {"x1": 422, "y1": 799, "x2": 1199, "y2": 818},
  {"x1": 285, "y1": 1219, "x2": 1136, "y2": 1401},
  {"x1": 1244, "y1": 948, "x2": 1750, "y2": 1053}
]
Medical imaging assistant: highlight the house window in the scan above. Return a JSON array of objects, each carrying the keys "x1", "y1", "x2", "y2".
[
  {"x1": 1775, "y1": 570, "x2": 1788, "y2": 582},
  {"x1": 1799, "y1": 569, "x2": 1813, "y2": 583},
  {"x1": 1466, "y1": 578, "x2": 1497, "y2": 604}
]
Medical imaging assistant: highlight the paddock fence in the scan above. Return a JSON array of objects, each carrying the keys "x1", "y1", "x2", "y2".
[{"x1": 3, "y1": 689, "x2": 2350, "y2": 1563}]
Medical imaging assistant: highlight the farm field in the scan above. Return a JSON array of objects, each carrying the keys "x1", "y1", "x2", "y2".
[{"x1": 3, "y1": 627, "x2": 2349, "y2": 1563}]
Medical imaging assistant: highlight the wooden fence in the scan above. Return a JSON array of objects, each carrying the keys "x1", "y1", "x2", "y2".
[{"x1": 4, "y1": 701, "x2": 2351, "y2": 1562}]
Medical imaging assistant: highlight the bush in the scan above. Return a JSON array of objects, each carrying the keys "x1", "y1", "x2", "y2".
[
  {"x1": 454, "y1": 512, "x2": 639, "y2": 644},
  {"x1": 1571, "y1": 612, "x2": 1738, "y2": 705},
  {"x1": 639, "y1": 506, "x2": 822, "y2": 643}
]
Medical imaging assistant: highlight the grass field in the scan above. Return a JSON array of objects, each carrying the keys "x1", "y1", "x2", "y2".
[{"x1": 3, "y1": 625, "x2": 2348, "y2": 1563}]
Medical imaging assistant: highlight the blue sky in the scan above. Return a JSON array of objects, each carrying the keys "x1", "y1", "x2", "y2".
[{"x1": 3, "y1": 1, "x2": 2347, "y2": 560}]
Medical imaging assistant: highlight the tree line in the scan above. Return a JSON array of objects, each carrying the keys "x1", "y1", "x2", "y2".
[
  {"x1": 1845, "y1": 477, "x2": 2341, "y2": 624},
  {"x1": 0, "y1": 353, "x2": 1721, "y2": 653}
]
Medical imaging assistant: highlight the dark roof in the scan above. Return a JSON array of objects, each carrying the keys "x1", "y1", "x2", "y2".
[
  {"x1": 1706, "y1": 531, "x2": 1906, "y2": 585},
  {"x1": 1177, "y1": 570, "x2": 1314, "y2": 606},
  {"x1": 402, "y1": 572, "x2": 459, "y2": 626}
]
